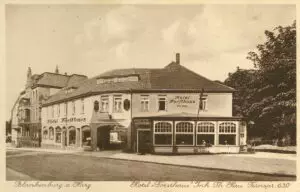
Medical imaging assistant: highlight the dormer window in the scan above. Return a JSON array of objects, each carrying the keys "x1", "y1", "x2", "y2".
[
  {"x1": 97, "y1": 75, "x2": 139, "y2": 84},
  {"x1": 65, "y1": 87, "x2": 77, "y2": 94}
]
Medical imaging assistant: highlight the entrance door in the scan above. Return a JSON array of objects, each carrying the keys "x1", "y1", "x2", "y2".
[
  {"x1": 137, "y1": 130, "x2": 151, "y2": 154},
  {"x1": 97, "y1": 126, "x2": 111, "y2": 150}
]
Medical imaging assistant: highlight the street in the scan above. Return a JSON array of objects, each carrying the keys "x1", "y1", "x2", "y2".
[{"x1": 6, "y1": 150, "x2": 295, "y2": 181}]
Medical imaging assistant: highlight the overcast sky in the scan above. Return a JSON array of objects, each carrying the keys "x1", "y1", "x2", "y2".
[{"x1": 5, "y1": 4, "x2": 295, "y2": 120}]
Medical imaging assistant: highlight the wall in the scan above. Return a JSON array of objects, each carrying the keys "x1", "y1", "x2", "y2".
[
  {"x1": 41, "y1": 93, "x2": 132, "y2": 129},
  {"x1": 131, "y1": 92, "x2": 232, "y2": 117}
]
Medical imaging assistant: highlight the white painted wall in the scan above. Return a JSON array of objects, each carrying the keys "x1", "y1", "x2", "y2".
[{"x1": 132, "y1": 92, "x2": 232, "y2": 117}]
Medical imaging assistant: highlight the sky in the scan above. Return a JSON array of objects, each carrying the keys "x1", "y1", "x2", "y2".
[{"x1": 5, "y1": 4, "x2": 296, "y2": 120}]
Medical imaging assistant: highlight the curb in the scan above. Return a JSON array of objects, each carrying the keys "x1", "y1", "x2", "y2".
[
  {"x1": 7, "y1": 147, "x2": 296, "y2": 178},
  {"x1": 90, "y1": 155, "x2": 296, "y2": 178}
]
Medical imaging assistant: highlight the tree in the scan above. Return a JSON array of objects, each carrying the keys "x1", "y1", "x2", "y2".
[{"x1": 225, "y1": 21, "x2": 296, "y2": 143}]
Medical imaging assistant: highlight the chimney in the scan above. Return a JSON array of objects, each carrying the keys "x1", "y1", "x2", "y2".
[{"x1": 176, "y1": 53, "x2": 180, "y2": 64}]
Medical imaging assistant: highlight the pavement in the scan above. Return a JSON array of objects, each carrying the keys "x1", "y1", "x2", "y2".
[
  {"x1": 6, "y1": 147, "x2": 296, "y2": 177},
  {"x1": 6, "y1": 167, "x2": 36, "y2": 181}
]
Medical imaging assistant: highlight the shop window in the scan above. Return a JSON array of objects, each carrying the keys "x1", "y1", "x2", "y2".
[
  {"x1": 49, "y1": 127, "x2": 54, "y2": 140},
  {"x1": 218, "y1": 122, "x2": 236, "y2": 145},
  {"x1": 140, "y1": 95, "x2": 149, "y2": 112},
  {"x1": 69, "y1": 129, "x2": 76, "y2": 145},
  {"x1": 82, "y1": 130, "x2": 91, "y2": 146},
  {"x1": 175, "y1": 122, "x2": 194, "y2": 145},
  {"x1": 55, "y1": 127, "x2": 62, "y2": 143},
  {"x1": 101, "y1": 96, "x2": 109, "y2": 112},
  {"x1": 197, "y1": 122, "x2": 215, "y2": 146},
  {"x1": 154, "y1": 121, "x2": 172, "y2": 145},
  {"x1": 113, "y1": 95, "x2": 122, "y2": 112},
  {"x1": 158, "y1": 96, "x2": 167, "y2": 111},
  {"x1": 219, "y1": 135, "x2": 236, "y2": 145}
]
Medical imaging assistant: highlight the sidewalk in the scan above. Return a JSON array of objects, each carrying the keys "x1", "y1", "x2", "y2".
[{"x1": 7, "y1": 147, "x2": 296, "y2": 177}]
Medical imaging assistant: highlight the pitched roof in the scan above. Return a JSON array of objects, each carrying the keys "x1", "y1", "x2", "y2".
[
  {"x1": 43, "y1": 63, "x2": 234, "y2": 106},
  {"x1": 33, "y1": 72, "x2": 87, "y2": 88}
]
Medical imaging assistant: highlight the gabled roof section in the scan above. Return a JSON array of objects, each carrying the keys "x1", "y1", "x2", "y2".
[
  {"x1": 33, "y1": 72, "x2": 87, "y2": 88},
  {"x1": 43, "y1": 61, "x2": 235, "y2": 106}
]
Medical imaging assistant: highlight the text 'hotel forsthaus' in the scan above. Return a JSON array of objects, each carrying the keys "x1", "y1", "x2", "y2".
[{"x1": 41, "y1": 53, "x2": 247, "y2": 154}]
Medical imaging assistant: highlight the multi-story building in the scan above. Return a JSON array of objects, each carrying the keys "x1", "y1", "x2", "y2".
[
  {"x1": 10, "y1": 67, "x2": 87, "y2": 147},
  {"x1": 41, "y1": 53, "x2": 247, "y2": 154}
]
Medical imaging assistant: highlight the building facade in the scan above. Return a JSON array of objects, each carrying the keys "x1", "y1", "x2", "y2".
[
  {"x1": 10, "y1": 67, "x2": 87, "y2": 147},
  {"x1": 41, "y1": 54, "x2": 247, "y2": 154}
]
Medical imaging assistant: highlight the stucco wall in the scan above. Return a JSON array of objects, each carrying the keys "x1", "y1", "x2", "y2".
[{"x1": 131, "y1": 92, "x2": 232, "y2": 117}]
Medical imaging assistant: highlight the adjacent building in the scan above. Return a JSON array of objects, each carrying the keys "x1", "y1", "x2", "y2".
[
  {"x1": 10, "y1": 67, "x2": 87, "y2": 147},
  {"x1": 41, "y1": 54, "x2": 247, "y2": 154}
]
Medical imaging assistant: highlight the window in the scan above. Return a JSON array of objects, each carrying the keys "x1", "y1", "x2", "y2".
[
  {"x1": 51, "y1": 106, "x2": 54, "y2": 118},
  {"x1": 141, "y1": 95, "x2": 149, "y2": 112},
  {"x1": 36, "y1": 90, "x2": 38, "y2": 101},
  {"x1": 43, "y1": 129, "x2": 48, "y2": 139},
  {"x1": 200, "y1": 97, "x2": 207, "y2": 110},
  {"x1": 197, "y1": 122, "x2": 215, "y2": 145},
  {"x1": 72, "y1": 101, "x2": 75, "y2": 115},
  {"x1": 81, "y1": 99, "x2": 85, "y2": 114},
  {"x1": 113, "y1": 95, "x2": 122, "y2": 112},
  {"x1": 55, "y1": 127, "x2": 61, "y2": 143},
  {"x1": 219, "y1": 122, "x2": 237, "y2": 145},
  {"x1": 64, "y1": 103, "x2": 67, "y2": 116},
  {"x1": 49, "y1": 127, "x2": 54, "y2": 140},
  {"x1": 175, "y1": 122, "x2": 194, "y2": 145},
  {"x1": 100, "y1": 96, "x2": 109, "y2": 112},
  {"x1": 68, "y1": 128, "x2": 76, "y2": 145},
  {"x1": 36, "y1": 107, "x2": 39, "y2": 120},
  {"x1": 158, "y1": 96, "x2": 167, "y2": 111},
  {"x1": 219, "y1": 122, "x2": 236, "y2": 133},
  {"x1": 33, "y1": 108, "x2": 35, "y2": 121},
  {"x1": 154, "y1": 121, "x2": 173, "y2": 145},
  {"x1": 57, "y1": 104, "x2": 60, "y2": 117},
  {"x1": 94, "y1": 100, "x2": 99, "y2": 111}
]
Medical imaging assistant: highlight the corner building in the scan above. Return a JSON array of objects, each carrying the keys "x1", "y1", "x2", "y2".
[{"x1": 41, "y1": 54, "x2": 247, "y2": 153}]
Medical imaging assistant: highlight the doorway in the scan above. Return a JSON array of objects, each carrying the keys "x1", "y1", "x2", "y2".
[
  {"x1": 137, "y1": 129, "x2": 151, "y2": 154},
  {"x1": 97, "y1": 126, "x2": 111, "y2": 150}
]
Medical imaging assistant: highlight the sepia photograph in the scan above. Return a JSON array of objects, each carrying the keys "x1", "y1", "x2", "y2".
[{"x1": 4, "y1": 3, "x2": 296, "y2": 183}]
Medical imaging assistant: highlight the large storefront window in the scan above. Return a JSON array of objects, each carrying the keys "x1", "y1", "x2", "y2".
[
  {"x1": 55, "y1": 127, "x2": 62, "y2": 143},
  {"x1": 49, "y1": 127, "x2": 54, "y2": 140},
  {"x1": 82, "y1": 126, "x2": 91, "y2": 146},
  {"x1": 154, "y1": 121, "x2": 172, "y2": 145},
  {"x1": 69, "y1": 128, "x2": 76, "y2": 145},
  {"x1": 219, "y1": 122, "x2": 236, "y2": 145},
  {"x1": 175, "y1": 122, "x2": 194, "y2": 145},
  {"x1": 197, "y1": 122, "x2": 215, "y2": 145}
]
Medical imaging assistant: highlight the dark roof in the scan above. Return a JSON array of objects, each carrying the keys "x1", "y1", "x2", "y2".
[
  {"x1": 43, "y1": 63, "x2": 234, "y2": 106},
  {"x1": 32, "y1": 72, "x2": 87, "y2": 88}
]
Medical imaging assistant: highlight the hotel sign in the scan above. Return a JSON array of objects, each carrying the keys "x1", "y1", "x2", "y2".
[
  {"x1": 169, "y1": 96, "x2": 196, "y2": 108},
  {"x1": 47, "y1": 117, "x2": 87, "y2": 124}
]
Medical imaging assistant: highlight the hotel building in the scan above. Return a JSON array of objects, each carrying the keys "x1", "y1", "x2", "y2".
[
  {"x1": 41, "y1": 54, "x2": 247, "y2": 153},
  {"x1": 10, "y1": 67, "x2": 87, "y2": 147}
]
